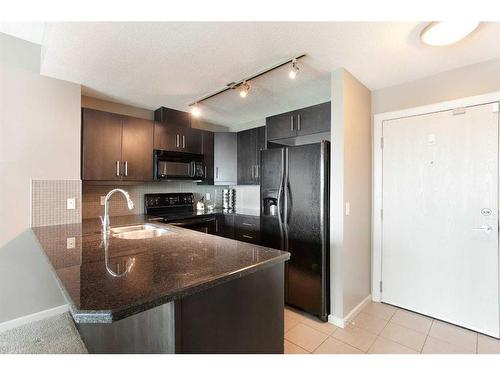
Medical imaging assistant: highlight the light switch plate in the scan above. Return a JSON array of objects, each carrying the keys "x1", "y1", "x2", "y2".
[
  {"x1": 205, "y1": 193, "x2": 211, "y2": 200},
  {"x1": 100, "y1": 196, "x2": 106, "y2": 206},
  {"x1": 67, "y1": 198, "x2": 76, "y2": 210},
  {"x1": 66, "y1": 237, "x2": 76, "y2": 249}
]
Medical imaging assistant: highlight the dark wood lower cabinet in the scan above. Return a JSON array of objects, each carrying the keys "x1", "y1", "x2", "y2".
[{"x1": 76, "y1": 263, "x2": 284, "y2": 354}]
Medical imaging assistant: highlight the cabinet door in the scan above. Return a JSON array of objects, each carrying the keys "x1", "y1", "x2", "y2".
[
  {"x1": 121, "y1": 117, "x2": 154, "y2": 181},
  {"x1": 82, "y1": 108, "x2": 123, "y2": 181},
  {"x1": 255, "y1": 126, "x2": 266, "y2": 183},
  {"x1": 200, "y1": 131, "x2": 214, "y2": 185},
  {"x1": 214, "y1": 132, "x2": 237, "y2": 185},
  {"x1": 237, "y1": 128, "x2": 257, "y2": 185},
  {"x1": 154, "y1": 121, "x2": 180, "y2": 151},
  {"x1": 266, "y1": 111, "x2": 296, "y2": 141},
  {"x1": 181, "y1": 127, "x2": 203, "y2": 154},
  {"x1": 297, "y1": 102, "x2": 331, "y2": 136}
]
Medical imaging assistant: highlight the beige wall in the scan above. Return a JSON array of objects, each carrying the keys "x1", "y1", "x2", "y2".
[
  {"x1": 372, "y1": 58, "x2": 500, "y2": 114},
  {"x1": 0, "y1": 33, "x2": 80, "y2": 325},
  {"x1": 81, "y1": 95, "x2": 229, "y2": 132},
  {"x1": 0, "y1": 33, "x2": 81, "y2": 247},
  {"x1": 331, "y1": 68, "x2": 372, "y2": 321}
]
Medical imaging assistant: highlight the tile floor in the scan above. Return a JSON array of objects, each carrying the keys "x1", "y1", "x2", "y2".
[{"x1": 284, "y1": 302, "x2": 500, "y2": 354}]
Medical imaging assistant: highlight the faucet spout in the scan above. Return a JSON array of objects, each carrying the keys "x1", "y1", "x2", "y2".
[{"x1": 100, "y1": 189, "x2": 135, "y2": 233}]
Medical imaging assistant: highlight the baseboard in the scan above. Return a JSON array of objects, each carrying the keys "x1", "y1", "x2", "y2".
[
  {"x1": 0, "y1": 304, "x2": 69, "y2": 334},
  {"x1": 328, "y1": 294, "x2": 372, "y2": 329}
]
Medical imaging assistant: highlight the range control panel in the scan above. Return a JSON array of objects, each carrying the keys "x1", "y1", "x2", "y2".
[{"x1": 145, "y1": 193, "x2": 194, "y2": 208}]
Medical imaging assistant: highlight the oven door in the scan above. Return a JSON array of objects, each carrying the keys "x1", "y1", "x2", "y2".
[{"x1": 170, "y1": 216, "x2": 217, "y2": 234}]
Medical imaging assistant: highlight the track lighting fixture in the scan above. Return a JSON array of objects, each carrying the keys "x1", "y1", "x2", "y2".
[
  {"x1": 190, "y1": 103, "x2": 201, "y2": 117},
  {"x1": 288, "y1": 59, "x2": 299, "y2": 79},
  {"x1": 239, "y1": 81, "x2": 250, "y2": 98}
]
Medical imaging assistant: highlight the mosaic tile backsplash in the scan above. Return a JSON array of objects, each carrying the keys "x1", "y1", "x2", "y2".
[
  {"x1": 82, "y1": 182, "x2": 230, "y2": 219},
  {"x1": 31, "y1": 180, "x2": 82, "y2": 227}
]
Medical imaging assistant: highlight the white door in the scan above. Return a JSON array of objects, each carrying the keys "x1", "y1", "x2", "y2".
[{"x1": 382, "y1": 102, "x2": 500, "y2": 337}]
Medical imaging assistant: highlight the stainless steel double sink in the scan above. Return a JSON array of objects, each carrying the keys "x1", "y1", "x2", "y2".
[{"x1": 109, "y1": 224, "x2": 172, "y2": 240}]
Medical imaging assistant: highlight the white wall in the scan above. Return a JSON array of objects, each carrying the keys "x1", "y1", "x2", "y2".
[
  {"x1": 372, "y1": 58, "x2": 500, "y2": 114},
  {"x1": 330, "y1": 68, "x2": 372, "y2": 323},
  {"x1": 0, "y1": 33, "x2": 81, "y2": 325}
]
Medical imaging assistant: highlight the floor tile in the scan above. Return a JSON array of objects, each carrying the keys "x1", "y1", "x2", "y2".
[
  {"x1": 367, "y1": 337, "x2": 419, "y2": 354},
  {"x1": 284, "y1": 323, "x2": 328, "y2": 352},
  {"x1": 361, "y1": 302, "x2": 397, "y2": 321},
  {"x1": 422, "y1": 336, "x2": 475, "y2": 354},
  {"x1": 285, "y1": 307, "x2": 306, "y2": 322},
  {"x1": 301, "y1": 314, "x2": 337, "y2": 335},
  {"x1": 285, "y1": 315, "x2": 300, "y2": 333},
  {"x1": 380, "y1": 322, "x2": 427, "y2": 352},
  {"x1": 284, "y1": 339, "x2": 309, "y2": 354},
  {"x1": 313, "y1": 337, "x2": 363, "y2": 354},
  {"x1": 350, "y1": 312, "x2": 389, "y2": 335},
  {"x1": 390, "y1": 309, "x2": 432, "y2": 334},
  {"x1": 477, "y1": 334, "x2": 500, "y2": 354},
  {"x1": 428, "y1": 320, "x2": 477, "y2": 353},
  {"x1": 332, "y1": 325, "x2": 377, "y2": 352}
]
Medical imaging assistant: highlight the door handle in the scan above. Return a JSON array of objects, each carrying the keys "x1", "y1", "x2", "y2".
[
  {"x1": 472, "y1": 225, "x2": 493, "y2": 233},
  {"x1": 124, "y1": 161, "x2": 128, "y2": 177},
  {"x1": 115, "y1": 161, "x2": 120, "y2": 176}
]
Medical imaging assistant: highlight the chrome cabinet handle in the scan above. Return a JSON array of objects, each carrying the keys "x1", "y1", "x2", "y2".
[
  {"x1": 115, "y1": 161, "x2": 120, "y2": 176},
  {"x1": 290, "y1": 116, "x2": 294, "y2": 132},
  {"x1": 182, "y1": 135, "x2": 186, "y2": 149},
  {"x1": 242, "y1": 222, "x2": 254, "y2": 227},
  {"x1": 472, "y1": 225, "x2": 492, "y2": 233},
  {"x1": 124, "y1": 161, "x2": 128, "y2": 177},
  {"x1": 251, "y1": 165, "x2": 255, "y2": 178},
  {"x1": 255, "y1": 165, "x2": 259, "y2": 178},
  {"x1": 175, "y1": 134, "x2": 179, "y2": 148},
  {"x1": 216, "y1": 167, "x2": 219, "y2": 179},
  {"x1": 297, "y1": 114, "x2": 301, "y2": 131},
  {"x1": 242, "y1": 234, "x2": 254, "y2": 239}
]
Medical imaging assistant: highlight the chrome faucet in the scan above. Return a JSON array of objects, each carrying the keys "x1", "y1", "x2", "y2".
[{"x1": 100, "y1": 189, "x2": 135, "y2": 233}]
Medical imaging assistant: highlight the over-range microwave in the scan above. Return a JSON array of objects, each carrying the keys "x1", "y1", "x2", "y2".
[{"x1": 154, "y1": 149, "x2": 206, "y2": 181}]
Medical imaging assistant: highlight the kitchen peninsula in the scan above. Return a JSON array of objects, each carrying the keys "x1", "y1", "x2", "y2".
[{"x1": 33, "y1": 215, "x2": 289, "y2": 354}]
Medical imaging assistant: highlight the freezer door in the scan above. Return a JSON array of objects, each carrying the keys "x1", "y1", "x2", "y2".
[{"x1": 285, "y1": 142, "x2": 329, "y2": 319}]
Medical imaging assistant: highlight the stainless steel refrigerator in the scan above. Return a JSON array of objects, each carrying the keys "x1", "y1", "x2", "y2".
[{"x1": 260, "y1": 141, "x2": 330, "y2": 321}]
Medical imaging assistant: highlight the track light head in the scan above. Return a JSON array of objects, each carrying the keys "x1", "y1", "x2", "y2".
[
  {"x1": 289, "y1": 59, "x2": 299, "y2": 79},
  {"x1": 239, "y1": 81, "x2": 250, "y2": 98}
]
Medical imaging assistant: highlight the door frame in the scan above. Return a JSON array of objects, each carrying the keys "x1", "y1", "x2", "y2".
[{"x1": 372, "y1": 91, "x2": 500, "y2": 304}]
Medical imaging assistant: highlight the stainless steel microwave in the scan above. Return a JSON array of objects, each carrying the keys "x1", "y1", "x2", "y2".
[{"x1": 154, "y1": 150, "x2": 206, "y2": 181}]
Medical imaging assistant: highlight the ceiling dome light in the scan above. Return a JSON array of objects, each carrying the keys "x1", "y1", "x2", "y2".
[
  {"x1": 191, "y1": 103, "x2": 201, "y2": 117},
  {"x1": 289, "y1": 59, "x2": 299, "y2": 79},
  {"x1": 239, "y1": 81, "x2": 250, "y2": 98},
  {"x1": 420, "y1": 21, "x2": 479, "y2": 46}
]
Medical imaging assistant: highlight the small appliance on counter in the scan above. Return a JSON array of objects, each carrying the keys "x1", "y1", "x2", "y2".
[{"x1": 222, "y1": 189, "x2": 236, "y2": 210}]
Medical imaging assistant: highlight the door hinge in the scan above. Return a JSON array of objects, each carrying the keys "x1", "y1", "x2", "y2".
[
  {"x1": 379, "y1": 281, "x2": 383, "y2": 293},
  {"x1": 380, "y1": 137, "x2": 384, "y2": 149},
  {"x1": 452, "y1": 107, "x2": 466, "y2": 115}
]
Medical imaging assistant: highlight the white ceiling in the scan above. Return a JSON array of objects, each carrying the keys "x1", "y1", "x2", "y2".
[{"x1": 27, "y1": 22, "x2": 500, "y2": 127}]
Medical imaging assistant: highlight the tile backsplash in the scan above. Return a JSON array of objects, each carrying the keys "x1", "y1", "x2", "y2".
[
  {"x1": 31, "y1": 180, "x2": 82, "y2": 227},
  {"x1": 83, "y1": 182, "x2": 262, "y2": 219}
]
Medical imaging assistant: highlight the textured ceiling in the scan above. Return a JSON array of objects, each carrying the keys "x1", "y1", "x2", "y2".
[{"x1": 37, "y1": 22, "x2": 500, "y2": 128}]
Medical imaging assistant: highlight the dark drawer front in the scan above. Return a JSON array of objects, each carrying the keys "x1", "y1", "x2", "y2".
[
  {"x1": 234, "y1": 228, "x2": 260, "y2": 245},
  {"x1": 234, "y1": 215, "x2": 260, "y2": 231}
]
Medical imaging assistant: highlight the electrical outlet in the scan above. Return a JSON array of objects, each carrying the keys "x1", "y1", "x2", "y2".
[
  {"x1": 66, "y1": 237, "x2": 76, "y2": 249},
  {"x1": 205, "y1": 193, "x2": 211, "y2": 200},
  {"x1": 100, "y1": 196, "x2": 106, "y2": 206},
  {"x1": 67, "y1": 198, "x2": 76, "y2": 210}
]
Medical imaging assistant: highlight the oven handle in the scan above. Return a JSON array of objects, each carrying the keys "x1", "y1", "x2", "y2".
[{"x1": 169, "y1": 217, "x2": 216, "y2": 226}]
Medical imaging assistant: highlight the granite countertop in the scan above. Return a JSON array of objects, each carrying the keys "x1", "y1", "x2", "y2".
[{"x1": 33, "y1": 215, "x2": 289, "y2": 324}]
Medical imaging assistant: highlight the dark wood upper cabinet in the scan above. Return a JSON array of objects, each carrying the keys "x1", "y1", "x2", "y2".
[
  {"x1": 296, "y1": 102, "x2": 331, "y2": 136},
  {"x1": 237, "y1": 126, "x2": 266, "y2": 185},
  {"x1": 82, "y1": 109, "x2": 123, "y2": 181},
  {"x1": 82, "y1": 108, "x2": 154, "y2": 181},
  {"x1": 266, "y1": 102, "x2": 331, "y2": 141},
  {"x1": 121, "y1": 117, "x2": 154, "y2": 181},
  {"x1": 200, "y1": 130, "x2": 214, "y2": 185}
]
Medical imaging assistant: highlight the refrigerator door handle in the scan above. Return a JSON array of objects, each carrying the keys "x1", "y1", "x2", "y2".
[{"x1": 276, "y1": 155, "x2": 285, "y2": 224}]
